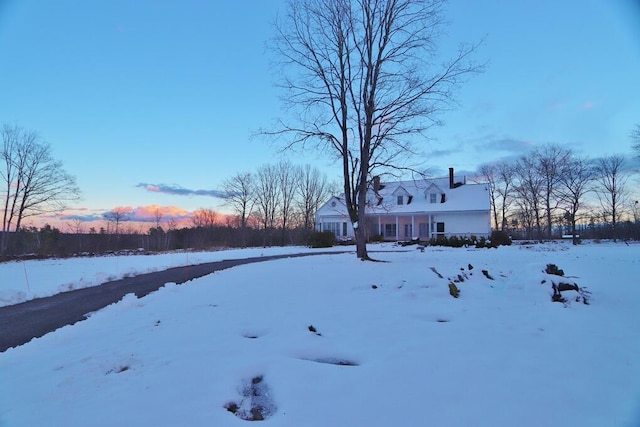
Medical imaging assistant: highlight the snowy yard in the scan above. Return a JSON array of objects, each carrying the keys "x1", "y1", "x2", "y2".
[{"x1": 1, "y1": 242, "x2": 639, "y2": 426}]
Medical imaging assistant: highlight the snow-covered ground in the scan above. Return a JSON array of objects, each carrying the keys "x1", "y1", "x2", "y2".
[
  {"x1": 1, "y1": 242, "x2": 639, "y2": 426},
  {"x1": 0, "y1": 246, "x2": 348, "y2": 307}
]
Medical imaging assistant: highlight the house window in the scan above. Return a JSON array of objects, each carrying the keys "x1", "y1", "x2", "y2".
[
  {"x1": 342, "y1": 222, "x2": 347, "y2": 236},
  {"x1": 397, "y1": 195, "x2": 403, "y2": 205},
  {"x1": 384, "y1": 224, "x2": 397, "y2": 238},
  {"x1": 323, "y1": 222, "x2": 341, "y2": 236},
  {"x1": 436, "y1": 222, "x2": 445, "y2": 233},
  {"x1": 429, "y1": 193, "x2": 437, "y2": 203},
  {"x1": 404, "y1": 224, "x2": 413, "y2": 238}
]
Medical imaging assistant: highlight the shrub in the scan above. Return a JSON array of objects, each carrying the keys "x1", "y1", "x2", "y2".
[
  {"x1": 489, "y1": 230, "x2": 512, "y2": 247},
  {"x1": 448, "y1": 236, "x2": 464, "y2": 248},
  {"x1": 437, "y1": 236, "x2": 449, "y2": 246},
  {"x1": 427, "y1": 235, "x2": 490, "y2": 248},
  {"x1": 308, "y1": 231, "x2": 336, "y2": 248},
  {"x1": 369, "y1": 234, "x2": 384, "y2": 243}
]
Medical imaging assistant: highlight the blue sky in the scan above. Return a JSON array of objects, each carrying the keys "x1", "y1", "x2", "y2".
[{"x1": 1, "y1": 0, "x2": 639, "y2": 227}]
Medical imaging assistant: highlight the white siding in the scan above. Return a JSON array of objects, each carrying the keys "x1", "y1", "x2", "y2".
[{"x1": 433, "y1": 212, "x2": 490, "y2": 237}]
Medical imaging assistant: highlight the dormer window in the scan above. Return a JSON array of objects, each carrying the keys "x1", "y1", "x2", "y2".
[
  {"x1": 392, "y1": 185, "x2": 411, "y2": 206},
  {"x1": 429, "y1": 193, "x2": 437, "y2": 204}
]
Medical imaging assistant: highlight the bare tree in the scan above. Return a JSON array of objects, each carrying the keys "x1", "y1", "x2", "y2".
[
  {"x1": 67, "y1": 217, "x2": 85, "y2": 234},
  {"x1": 103, "y1": 206, "x2": 133, "y2": 237},
  {"x1": 152, "y1": 206, "x2": 164, "y2": 230},
  {"x1": 191, "y1": 208, "x2": 218, "y2": 248},
  {"x1": 296, "y1": 164, "x2": 330, "y2": 231},
  {"x1": 276, "y1": 160, "x2": 299, "y2": 245},
  {"x1": 1, "y1": 124, "x2": 81, "y2": 256},
  {"x1": 254, "y1": 164, "x2": 281, "y2": 245},
  {"x1": 632, "y1": 124, "x2": 640, "y2": 158},
  {"x1": 534, "y1": 144, "x2": 572, "y2": 239},
  {"x1": 632, "y1": 199, "x2": 640, "y2": 224},
  {"x1": 513, "y1": 154, "x2": 544, "y2": 240},
  {"x1": 192, "y1": 208, "x2": 218, "y2": 228},
  {"x1": 557, "y1": 156, "x2": 594, "y2": 245},
  {"x1": 149, "y1": 206, "x2": 165, "y2": 250},
  {"x1": 496, "y1": 162, "x2": 515, "y2": 232},
  {"x1": 477, "y1": 164, "x2": 499, "y2": 230},
  {"x1": 1, "y1": 125, "x2": 28, "y2": 248},
  {"x1": 270, "y1": 0, "x2": 481, "y2": 259},
  {"x1": 476, "y1": 162, "x2": 515, "y2": 232},
  {"x1": 222, "y1": 172, "x2": 255, "y2": 247},
  {"x1": 593, "y1": 154, "x2": 630, "y2": 241}
]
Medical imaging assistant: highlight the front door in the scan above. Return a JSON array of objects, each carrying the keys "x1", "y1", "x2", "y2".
[{"x1": 419, "y1": 223, "x2": 427, "y2": 238}]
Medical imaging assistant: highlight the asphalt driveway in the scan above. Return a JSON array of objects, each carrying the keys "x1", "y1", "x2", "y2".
[{"x1": 0, "y1": 251, "x2": 348, "y2": 352}]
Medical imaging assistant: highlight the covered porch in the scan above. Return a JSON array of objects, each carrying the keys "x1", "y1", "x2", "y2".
[{"x1": 366, "y1": 213, "x2": 444, "y2": 241}]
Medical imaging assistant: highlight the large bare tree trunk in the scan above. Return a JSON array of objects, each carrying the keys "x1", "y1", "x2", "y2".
[{"x1": 355, "y1": 226, "x2": 368, "y2": 259}]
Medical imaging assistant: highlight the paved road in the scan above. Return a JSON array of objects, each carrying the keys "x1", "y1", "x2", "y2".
[{"x1": 0, "y1": 251, "x2": 349, "y2": 353}]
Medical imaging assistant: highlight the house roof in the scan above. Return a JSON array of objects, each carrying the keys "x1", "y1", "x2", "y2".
[{"x1": 317, "y1": 176, "x2": 490, "y2": 216}]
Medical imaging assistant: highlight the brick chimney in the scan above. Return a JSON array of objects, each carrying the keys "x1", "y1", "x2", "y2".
[
  {"x1": 373, "y1": 175, "x2": 381, "y2": 192},
  {"x1": 449, "y1": 168, "x2": 454, "y2": 189}
]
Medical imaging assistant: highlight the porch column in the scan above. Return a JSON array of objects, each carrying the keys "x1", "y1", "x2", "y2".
[
  {"x1": 412, "y1": 215, "x2": 415, "y2": 239},
  {"x1": 396, "y1": 215, "x2": 399, "y2": 240},
  {"x1": 378, "y1": 216, "x2": 381, "y2": 236}
]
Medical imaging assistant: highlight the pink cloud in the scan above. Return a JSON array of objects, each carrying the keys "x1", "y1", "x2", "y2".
[{"x1": 131, "y1": 205, "x2": 191, "y2": 221}]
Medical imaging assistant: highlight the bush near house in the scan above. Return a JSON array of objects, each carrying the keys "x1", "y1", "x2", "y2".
[
  {"x1": 489, "y1": 231, "x2": 512, "y2": 247},
  {"x1": 425, "y1": 232, "x2": 511, "y2": 249},
  {"x1": 428, "y1": 236, "x2": 476, "y2": 248},
  {"x1": 368, "y1": 234, "x2": 385, "y2": 243},
  {"x1": 475, "y1": 236, "x2": 487, "y2": 248},
  {"x1": 308, "y1": 231, "x2": 336, "y2": 248}
]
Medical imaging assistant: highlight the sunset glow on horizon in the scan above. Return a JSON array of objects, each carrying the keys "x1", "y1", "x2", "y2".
[{"x1": 24, "y1": 205, "x2": 236, "y2": 234}]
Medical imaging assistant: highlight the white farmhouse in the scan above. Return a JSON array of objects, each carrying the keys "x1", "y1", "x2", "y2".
[{"x1": 316, "y1": 168, "x2": 491, "y2": 242}]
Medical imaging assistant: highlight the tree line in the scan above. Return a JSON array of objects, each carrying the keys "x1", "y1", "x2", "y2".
[
  {"x1": 477, "y1": 144, "x2": 639, "y2": 244},
  {"x1": 2, "y1": 221, "x2": 327, "y2": 260},
  {"x1": 0, "y1": 158, "x2": 337, "y2": 259},
  {"x1": 1, "y1": 121, "x2": 336, "y2": 259},
  {"x1": 221, "y1": 161, "x2": 335, "y2": 248}
]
